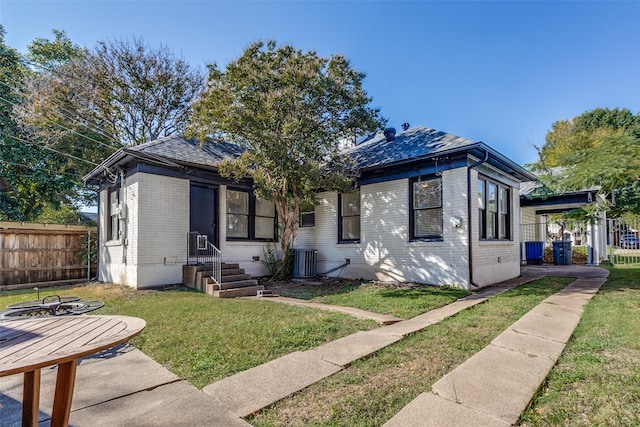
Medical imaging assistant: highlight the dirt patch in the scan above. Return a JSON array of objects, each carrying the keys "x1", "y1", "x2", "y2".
[
  {"x1": 543, "y1": 248, "x2": 588, "y2": 265},
  {"x1": 259, "y1": 277, "x2": 364, "y2": 300},
  {"x1": 259, "y1": 277, "x2": 444, "y2": 300}
]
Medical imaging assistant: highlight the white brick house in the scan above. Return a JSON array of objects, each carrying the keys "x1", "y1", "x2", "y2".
[{"x1": 84, "y1": 126, "x2": 536, "y2": 290}]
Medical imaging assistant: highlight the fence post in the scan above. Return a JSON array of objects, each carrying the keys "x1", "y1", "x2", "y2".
[
  {"x1": 87, "y1": 230, "x2": 91, "y2": 282},
  {"x1": 608, "y1": 218, "x2": 614, "y2": 265}
]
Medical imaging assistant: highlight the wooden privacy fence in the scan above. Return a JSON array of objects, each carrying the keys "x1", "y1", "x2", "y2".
[{"x1": 0, "y1": 222, "x2": 97, "y2": 287}]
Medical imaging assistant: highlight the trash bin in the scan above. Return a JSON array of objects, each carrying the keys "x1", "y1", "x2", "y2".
[
  {"x1": 525, "y1": 241, "x2": 544, "y2": 265},
  {"x1": 552, "y1": 240, "x2": 572, "y2": 265}
]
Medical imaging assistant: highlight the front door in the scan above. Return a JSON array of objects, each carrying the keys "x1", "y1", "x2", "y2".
[{"x1": 190, "y1": 183, "x2": 218, "y2": 248}]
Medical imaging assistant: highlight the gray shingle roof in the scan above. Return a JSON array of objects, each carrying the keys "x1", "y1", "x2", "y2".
[
  {"x1": 344, "y1": 126, "x2": 477, "y2": 170},
  {"x1": 84, "y1": 126, "x2": 535, "y2": 184},
  {"x1": 127, "y1": 135, "x2": 243, "y2": 168}
]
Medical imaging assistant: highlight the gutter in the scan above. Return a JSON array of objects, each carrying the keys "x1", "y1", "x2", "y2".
[{"x1": 467, "y1": 148, "x2": 489, "y2": 289}]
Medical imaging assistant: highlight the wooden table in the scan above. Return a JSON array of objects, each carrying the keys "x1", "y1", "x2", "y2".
[{"x1": 0, "y1": 315, "x2": 146, "y2": 427}]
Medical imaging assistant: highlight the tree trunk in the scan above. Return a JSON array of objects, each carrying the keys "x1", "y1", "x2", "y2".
[{"x1": 274, "y1": 193, "x2": 299, "y2": 279}]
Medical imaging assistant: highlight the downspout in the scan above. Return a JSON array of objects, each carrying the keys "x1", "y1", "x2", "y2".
[
  {"x1": 119, "y1": 169, "x2": 127, "y2": 264},
  {"x1": 467, "y1": 149, "x2": 489, "y2": 289}
]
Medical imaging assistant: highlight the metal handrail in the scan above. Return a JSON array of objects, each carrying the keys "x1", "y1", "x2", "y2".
[{"x1": 187, "y1": 231, "x2": 222, "y2": 287}]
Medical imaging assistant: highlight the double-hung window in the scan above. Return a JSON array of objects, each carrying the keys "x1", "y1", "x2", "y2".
[
  {"x1": 478, "y1": 177, "x2": 511, "y2": 240},
  {"x1": 255, "y1": 199, "x2": 276, "y2": 239},
  {"x1": 339, "y1": 191, "x2": 360, "y2": 242},
  {"x1": 107, "y1": 188, "x2": 120, "y2": 241},
  {"x1": 410, "y1": 177, "x2": 443, "y2": 240},
  {"x1": 226, "y1": 189, "x2": 276, "y2": 240},
  {"x1": 226, "y1": 190, "x2": 249, "y2": 238}
]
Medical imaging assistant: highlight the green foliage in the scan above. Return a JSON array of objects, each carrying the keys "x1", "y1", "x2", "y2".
[
  {"x1": 34, "y1": 202, "x2": 85, "y2": 225},
  {"x1": 3, "y1": 30, "x2": 204, "y2": 221},
  {"x1": 27, "y1": 29, "x2": 88, "y2": 70},
  {"x1": 188, "y1": 41, "x2": 385, "y2": 275},
  {"x1": 262, "y1": 244, "x2": 283, "y2": 276},
  {"x1": 530, "y1": 107, "x2": 640, "y2": 216}
]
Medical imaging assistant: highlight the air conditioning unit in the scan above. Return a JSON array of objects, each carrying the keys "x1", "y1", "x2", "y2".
[{"x1": 292, "y1": 249, "x2": 318, "y2": 278}]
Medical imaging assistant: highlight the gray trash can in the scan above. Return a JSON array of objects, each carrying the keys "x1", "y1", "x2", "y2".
[{"x1": 552, "y1": 240, "x2": 572, "y2": 265}]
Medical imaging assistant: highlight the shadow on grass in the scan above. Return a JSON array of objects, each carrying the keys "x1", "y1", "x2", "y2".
[{"x1": 377, "y1": 286, "x2": 468, "y2": 300}]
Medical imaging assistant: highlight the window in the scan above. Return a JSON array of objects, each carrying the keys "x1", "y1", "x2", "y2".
[
  {"x1": 499, "y1": 187, "x2": 510, "y2": 239},
  {"x1": 478, "y1": 180, "x2": 485, "y2": 239},
  {"x1": 226, "y1": 189, "x2": 276, "y2": 240},
  {"x1": 339, "y1": 191, "x2": 360, "y2": 242},
  {"x1": 300, "y1": 209, "x2": 315, "y2": 227},
  {"x1": 107, "y1": 188, "x2": 120, "y2": 241},
  {"x1": 487, "y1": 183, "x2": 497, "y2": 239},
  {"x1": 226, "y1": 190, "x2": 249, "y2": 238},
  {"x1": 255, "y1": 199, "x2": 275, "y2": 239},
  {"x1": 478, "y1": 177, "x2": 511, "y2": 240},
  {"x1": 410, "y1": 177, "x2": 443, "y2": 240}
]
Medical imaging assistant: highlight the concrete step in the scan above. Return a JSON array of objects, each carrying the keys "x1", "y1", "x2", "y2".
[
  {"x1": 221, "y1": 274, "x2": 252, "y2": 283},
  {"x1": 204, "y1": 278, "x2": 259, "y2": 291},
  {"x1": 221, "y1": 268, "x2": 245, "y2": 276},
  {"x1": 210, "y1": 285, "x2": 265, "y2": 298},
  {"x1": 222, "y1": 263, "x2": 240, "y2": 270}
]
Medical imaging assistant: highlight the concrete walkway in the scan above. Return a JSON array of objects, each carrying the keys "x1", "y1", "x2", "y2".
[
  {"x1": 384, "y1": 265, "x2": 609, "y2": 426},
  {"x1": 201, "y1": 273, "x2": 535, "y2": 418},
  {"x1": 246, "y1": 295, "x2": 404, "y2": 325},
  {"x1": 0, "y1": 265, "x2": 607, "y2": 426}
]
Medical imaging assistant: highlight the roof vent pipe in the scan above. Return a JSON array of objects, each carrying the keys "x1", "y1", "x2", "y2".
[{"x1": 383, "y1": 127, "x2": 396, "y2": 142}]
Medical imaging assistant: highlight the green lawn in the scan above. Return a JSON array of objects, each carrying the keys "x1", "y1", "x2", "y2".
[
  {"x1": 249, "y1": 276, "x2": 573, "y2": 426},
  {"x1": 312, "y1": 284, "x2": 469, "y2": 319},
  {"x1": 4, "y1": 267, "x2": 635, "y2": 426},
  {"x1": 0, "y1": 284, "x2": 377, "y2": 388},
  {"x1": 0, "y1": 280, "x2": 466, "y2": 389},
  {"x1": 520, "y1": 265, "x2": 640, "y2": 426}
]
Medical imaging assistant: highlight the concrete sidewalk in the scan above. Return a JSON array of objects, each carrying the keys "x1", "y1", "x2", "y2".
[
  {"x1": 0, "y1": 344, "x2": 249, "y2": 427},
  {"x1": 0, "y1": 265, "x2": 607, "y2": 426},
  {"x1": 384, "y1": 265, "x2": 609, "y2": 427}
]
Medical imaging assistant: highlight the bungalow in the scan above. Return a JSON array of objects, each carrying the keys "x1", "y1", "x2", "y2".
[{"x1": 83, "y1": 126, "x2": 536, "y2": 291}]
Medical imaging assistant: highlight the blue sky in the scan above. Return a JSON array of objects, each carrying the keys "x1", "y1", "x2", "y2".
[{"x1": 1, "y1": 1, "x2": 639, "y2": 167}]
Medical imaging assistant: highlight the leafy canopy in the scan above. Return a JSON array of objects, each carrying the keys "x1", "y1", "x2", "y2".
[
  {"x1": 0, "y1": 26, "x2": 80, "y2": 220},
  {"x1": 5, "y1": 31, "x2": 204, "y2": 222},
  {"x1": 187, "y1": 40, "x2": 385, "y2": 272},
  {"x1": 529, "y1": 107, "x2": 640, "y2": 216}
]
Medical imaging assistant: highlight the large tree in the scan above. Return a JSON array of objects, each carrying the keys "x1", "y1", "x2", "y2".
[
  {"x1": 19, "y1": 36, "x2": 204, "y2": 148},
  {"x1": 187, "y1": 41, "x2": 385, "y2": 276},
  {"x1": 9, "y1": 32, "x2": 204, "y2": 221},
  {"x1": 0, "y1": 26, "x2": 79, "y2": 220},
  {"x1": 530, "y1": 107, "x2": 640, "y2": 217}
]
